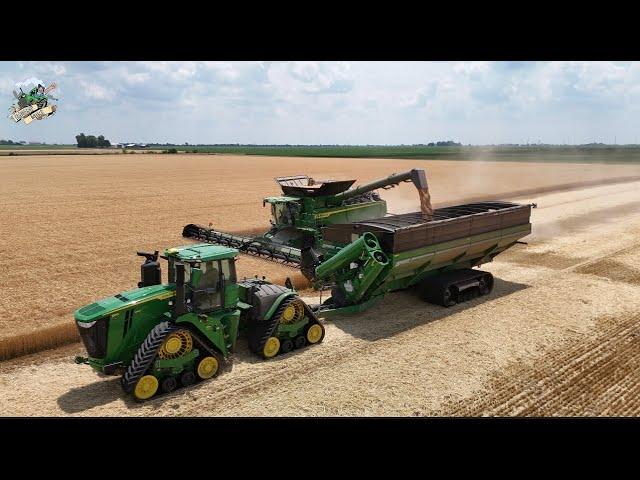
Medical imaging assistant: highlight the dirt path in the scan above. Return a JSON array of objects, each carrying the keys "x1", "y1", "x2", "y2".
[{"x1": 2, "y1": 179, "x2": 640, "y2": 416}]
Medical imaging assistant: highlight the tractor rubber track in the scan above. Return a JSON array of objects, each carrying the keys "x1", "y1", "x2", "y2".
[
  {"x1": 301, "y1": 301, "x2": 325, "y2": 340},
  {"x1": 120, "y1": 321, "x2": 176, "y2": 393},
  {"x1": 247, "y1": 298, "x2": 292, "y2": 356},
  {"x1": 182, "y1": 224, "x2": 301, "y2": 268},
  {"x1": 125, "y1": 323, "x2": 227, "y2": 401},
  {"x1": 246, "y1": 298, "x2": 326, "y2": 357}
]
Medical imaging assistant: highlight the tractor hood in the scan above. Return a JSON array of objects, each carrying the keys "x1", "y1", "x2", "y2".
[{"x1": 74, "y1": 284, "x2": 175, "y2": 323}]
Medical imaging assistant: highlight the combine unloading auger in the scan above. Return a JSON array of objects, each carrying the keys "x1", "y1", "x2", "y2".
[{"x1": 182, "y1": 169, "x2": 430, "y2": 268}]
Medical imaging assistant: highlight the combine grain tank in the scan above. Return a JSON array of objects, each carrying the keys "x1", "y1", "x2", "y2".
[{"x1": 302, "y1": 201, "x2": 534, "y2": 315}]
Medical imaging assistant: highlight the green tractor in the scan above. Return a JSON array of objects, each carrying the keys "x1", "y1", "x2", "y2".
[{"x1": 74, "y1": 244, "x2": 324, "y2": 401}]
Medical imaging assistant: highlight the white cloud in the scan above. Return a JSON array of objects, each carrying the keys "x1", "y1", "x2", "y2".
[
  {"x1": 124, "y1": 72, "x2": 150, "y2": 85},
  {"x1": 1, "y1": 61, "x2": 640, "y2": 145},
  {"x1": 79, "y1": 81, "x2": 114, "y2": 101}
]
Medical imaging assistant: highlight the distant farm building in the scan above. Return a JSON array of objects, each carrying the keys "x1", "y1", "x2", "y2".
[{"x1": 115, "y1": 142, "x2": 148, "y2": 149}]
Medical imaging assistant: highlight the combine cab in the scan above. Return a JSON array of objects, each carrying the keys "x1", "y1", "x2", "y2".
[{"x1": 183, "y1": 169, "x2": 428, "y2": 267}]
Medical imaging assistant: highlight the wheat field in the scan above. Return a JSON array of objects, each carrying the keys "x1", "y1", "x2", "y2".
[{"x1": 1, "y1": 153, "x2": 640, "y2": 363}]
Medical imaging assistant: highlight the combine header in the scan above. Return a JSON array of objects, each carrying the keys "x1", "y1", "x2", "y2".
[{"x1": 182, "y1": 169, "x2": 428, "y2": 267}]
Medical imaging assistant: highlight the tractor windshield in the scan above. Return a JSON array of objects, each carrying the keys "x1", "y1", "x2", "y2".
[
  {"x1": 272, "y1": 203, "x2": 293, "y2": 226},
  {"x1": 189, "y1": 260, "x2": 222, "y2": 312},
  {"x1": 167, "y1": 257, "x2": 236, "y2": 313}
]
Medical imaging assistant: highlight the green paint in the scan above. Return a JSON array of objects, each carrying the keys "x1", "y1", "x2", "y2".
[
  {"x1": 316, "y1": 295, "x2": 384, "y2": 319},
  {"x1": 275, "y1": 317, "x2": 311, "y2": 339},
  {"x1": 153, "y1": 349, "x2": 200, "y2": 376},
  {"x1": 164, "y1": 243, "x2": 237, "y2": 262}
]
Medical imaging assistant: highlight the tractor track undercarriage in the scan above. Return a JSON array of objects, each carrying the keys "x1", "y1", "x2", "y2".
[{"x1": 121, "y1": 320, "x2": 226, "y2": 400}]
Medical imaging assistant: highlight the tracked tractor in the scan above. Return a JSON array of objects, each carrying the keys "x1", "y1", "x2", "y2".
[
  {"x1": 74, "y1": 244, "x2": 324, "y2": 401},
  {"x1": 182, "y1": 169, "x2": 429, "y2": 267}
]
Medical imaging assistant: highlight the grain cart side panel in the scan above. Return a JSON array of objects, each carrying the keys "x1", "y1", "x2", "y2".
[{"x1": 313, "y1": 201, "x2": 533, "y2": 315}]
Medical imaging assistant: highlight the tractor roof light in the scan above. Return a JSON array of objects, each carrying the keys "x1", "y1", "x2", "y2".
[{"x1": 77, "y1": 320, "x2": 96, "y2": 328}]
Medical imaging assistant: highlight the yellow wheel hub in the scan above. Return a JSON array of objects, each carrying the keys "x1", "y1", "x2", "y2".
[
  {"x1": 164, "y1": 337, "x2": 182, "y2": 354},
  {"x1": 279, "y1": 299, "x2": 306, "y2": 324},
  {"x1": 306, "y1": 324, "x2": 323, "y2": 344},
  {"x1": 282, "y1": 305, "x2": 296, "y2": 322},
  {"x1": 197, "y1": 356, "x2": 219, "y2": 379},
  {"x1": 158, "y1": 330, "x2": 193, "y2": 359},
  {"x1": 263, "y1": 337, "x2": 280, "y2": 358},
  {"x1": 134, "y1": 375, "x2": 159, "y2": 400}
]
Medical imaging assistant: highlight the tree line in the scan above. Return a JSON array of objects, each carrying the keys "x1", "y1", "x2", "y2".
[
  {"x1": 426, "y1": 141, "x2": 462, "y2": 147},
  {"x1": 76, "y1": 133, "x2": 111, "y2": 148}
]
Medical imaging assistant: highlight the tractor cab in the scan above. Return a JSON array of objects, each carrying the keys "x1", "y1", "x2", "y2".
[{"x1": 164, "y1": 244, "x2": 239, "y2": 315}]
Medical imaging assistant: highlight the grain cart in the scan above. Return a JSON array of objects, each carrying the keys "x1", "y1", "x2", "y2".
[
  {"x1": 302, "y1": 201, "x2": 535, "y2": 316},
  {"x1": 182, "y1": 169, "x2": 428, "y2": 267},
  {"x1": 74, "y1": 244, "x2": 324, "y2": 401}
]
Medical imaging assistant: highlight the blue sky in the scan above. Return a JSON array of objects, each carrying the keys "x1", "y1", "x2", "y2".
[{"x1": 1, "y1": 61, "x2": 638, "y2": 145}]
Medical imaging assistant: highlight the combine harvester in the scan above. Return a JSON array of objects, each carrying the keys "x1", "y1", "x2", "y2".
[
  {"x1": 74, "y1": 168, "x2": 534, "y2": 401},
  {"x1": 182, "y1": 169, "x2": 429, "y2": 267}
]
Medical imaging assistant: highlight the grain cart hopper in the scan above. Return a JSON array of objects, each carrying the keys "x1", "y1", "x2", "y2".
[
  {"x1": 74, "y1": 244, "x2": 324, "y2": 401},
  {"x1": 302, "y1": 201, "x2": 535, "y2": 317},
  {"x1": 182, "y1": 169, "x2": 428, "y2": 267}
]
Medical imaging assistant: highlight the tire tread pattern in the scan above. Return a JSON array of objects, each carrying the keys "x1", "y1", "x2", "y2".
[{"x1": 121, "y1": 321, "x2": 177, "y2": 393}]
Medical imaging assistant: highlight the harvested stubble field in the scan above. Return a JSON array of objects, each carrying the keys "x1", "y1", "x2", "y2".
[{"x1": 2, "y1": 154, "x2": 640, "y2": 416}]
